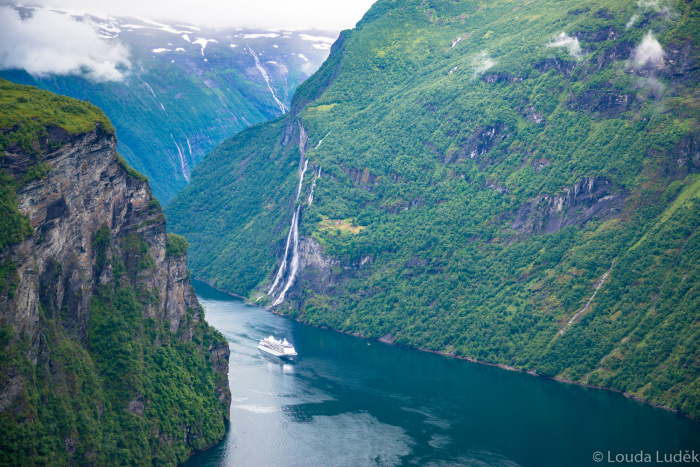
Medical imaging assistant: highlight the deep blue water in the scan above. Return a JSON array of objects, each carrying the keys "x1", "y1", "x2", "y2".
[{"x1": 187, "y1": 280, "x2": 700, "y2": 467}]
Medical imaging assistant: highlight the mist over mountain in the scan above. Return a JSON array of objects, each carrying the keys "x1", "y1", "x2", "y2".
[{"x1": 0, "y1": 5, "x2": 334, "y2": 201}]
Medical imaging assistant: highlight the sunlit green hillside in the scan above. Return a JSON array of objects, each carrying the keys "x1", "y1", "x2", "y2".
[{"x1": 168, "y1": 0, "x2": 700, "y2": 417}]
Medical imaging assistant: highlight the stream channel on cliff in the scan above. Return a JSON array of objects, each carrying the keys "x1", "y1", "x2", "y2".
[{"x1": 186, "y1": 280, "x2": 700, "y2": 467}]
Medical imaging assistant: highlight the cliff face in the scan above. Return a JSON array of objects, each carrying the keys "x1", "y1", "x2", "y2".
[{"x1": 0, "y1": 81, "x2": 230, "y2": 465}]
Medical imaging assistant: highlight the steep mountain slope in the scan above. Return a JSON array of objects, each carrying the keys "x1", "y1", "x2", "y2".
[
  {"x1": 167, "y1": 0, "x2": 700, "y2": 417},
  {"x1": 1, "y1": 6, "x2": 334, "y2": 202},
  {"x1": 0, "y1": 79, "x2": 230, "y2": 465}
]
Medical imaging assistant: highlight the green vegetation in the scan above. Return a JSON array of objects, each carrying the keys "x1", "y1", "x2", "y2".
[
  {"x1": 0, "y1": 78, "x2": 114, "y2": 154},
  {"x1": 0, "y1": 228, "x2": 228, "y2": 466},
  {"x1": 0, "y1": 171, "x2": 32, "y2": 252},
  {"x1": 117, "y1": 152, "x2": 148, "y2": 182},
  {"x1": 166, "y1": 233, "x2": 189, "y2": 257},
  {"x1": 168, "y1": 0, "x2": 700, "y2": 417}
]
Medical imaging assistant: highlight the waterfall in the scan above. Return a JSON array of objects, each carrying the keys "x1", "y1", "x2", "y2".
[
  {"x1": 247, "y1": 45, "x2": 287, "y2": 114},
  {"x1": 267, "y1": 208, "x2": 297, "y2": 295},
  {"x1": 272, "y1": 205, "x2": 301, "y2": 306},
  {"x1": 170, "y1": 134, "x2": 190, "y2": 182},
  {"x1": 315, "y1": 131, "x2": 330, "y2": 149},
  {"x1": 186, "y1": 136, "x2": 195, "y2": 164},
  {"x1": 268, "y1": 123, "x2": 320, "y2": 305},
  {"x1": 307, "y1": 167, "x2": 321, "y2": 205},
  {"x1": 137, "y1": 74, "x2": 168, "y2": 114},
  {"x1": 296, "y1": 159, "x2": 309, "y2": 200}
]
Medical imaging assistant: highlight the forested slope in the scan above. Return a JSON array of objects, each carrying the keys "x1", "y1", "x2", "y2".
[{"x1": 167, "y1": 0, "x2": 700, "y2": 417}]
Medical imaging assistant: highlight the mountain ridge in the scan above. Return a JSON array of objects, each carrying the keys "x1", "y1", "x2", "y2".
[{"x1": 1, "y1": 5, "x2": 335, "y2": 202}]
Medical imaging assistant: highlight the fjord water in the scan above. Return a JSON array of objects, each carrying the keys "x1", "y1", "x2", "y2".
[{"x1": 187, "y1": 281, "x2": 700, "y2": 467}]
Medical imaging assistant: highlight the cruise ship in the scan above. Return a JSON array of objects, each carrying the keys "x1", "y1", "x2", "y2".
[{"x1": 258, "y1": 335, "x2": 297, "y2": 359}]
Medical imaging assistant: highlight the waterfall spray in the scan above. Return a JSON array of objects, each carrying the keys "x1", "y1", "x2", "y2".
[
  {"x1": 267, "y1": 209, "x2": 297, "y2": 295},
  {"x1": 296, "y1": 159, "x2": 309, "y2": 201},
  {"x1": 272, "y1": 205, "x2": 301, "y2": 306}
]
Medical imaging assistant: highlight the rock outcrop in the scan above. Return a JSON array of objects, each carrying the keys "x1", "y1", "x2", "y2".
[
  {"x1": 509, "y1": 177, "x2": 626, "y2": 236},
  {"x1": 0, "y1": 89, "x2": 230, "y2": 465}
]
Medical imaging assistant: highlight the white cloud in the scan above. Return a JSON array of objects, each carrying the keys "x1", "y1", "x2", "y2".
[
  {"x1": 626, "y1": 14, "x2": 639, "y2": 30},
  {"x1": 627, "y1": 0, "x2": 676, "y2": 29},
  {"x1": 635, "y1": 76, "x2": 665, "y2": 96},
  {"x1": 0, "y1": 6, "x2": 130, "y2": 81},
  {"x1": 636, "y1": 0, "x2": 674, "y2": 18},
  {"x1": 546, "y1": 32, "x2": 583, "y2": 61},
  {"x1": 631, "y1": 31, "x2": 664, "y2": 67},
  {"x1": 15, "y1": 0, "x2": 378, "y2": 30},
  {"x1": 472, "y1": 50, "x2": 495, "y2": 78}
]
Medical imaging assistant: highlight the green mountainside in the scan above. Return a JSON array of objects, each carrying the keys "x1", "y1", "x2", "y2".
[
  {"x1": 0, "y1": 79, "x2": 230, "y2": 465},
  {"x1": 167, "y1": 0, "x2": 700, "y2": 417}
]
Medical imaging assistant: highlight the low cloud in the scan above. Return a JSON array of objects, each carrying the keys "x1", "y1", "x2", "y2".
[
  {"x1": 0, "y1": 6, "x2": 131, "y2": 81},
  {"x1": 631, "y1": 31, "x2": 664, "y2": 67},
  {"x1": 546, "y1": 32, "x2": 583, "y2": 61},
  {"x1": 626, "y1": 14, "x2": 639, "y2": 30},
  {"x1": 636, "y1": 0, "x2": 675, "y2": 18},
  {"x1": 635, "y1": 76, "x2": 665, "y2": 97},
  {"x1": 472, "y1": 50, "x2": 495, "y2": 78},
  {"x1": 626, "y1": 0, "x2": 676, "y2": 29}
]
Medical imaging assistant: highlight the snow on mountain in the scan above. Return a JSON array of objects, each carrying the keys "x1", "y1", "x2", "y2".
[{"x1": 0, "y1": 3, "x2": 337, "y2": 201}]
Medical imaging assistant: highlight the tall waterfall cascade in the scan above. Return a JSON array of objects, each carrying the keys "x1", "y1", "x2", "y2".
[{"x1": 268, "y1": 124, "x2": 322, "y2": 306}]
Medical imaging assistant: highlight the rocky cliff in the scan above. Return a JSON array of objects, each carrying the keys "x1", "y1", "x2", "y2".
[{"x1": 0, "y1": 79, "x2": 230, "y2": 465}]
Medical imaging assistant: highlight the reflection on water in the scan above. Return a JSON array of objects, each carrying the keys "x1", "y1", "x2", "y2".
[{"x1": 187, "y1": 280, "x2": 700, "y2": 467}]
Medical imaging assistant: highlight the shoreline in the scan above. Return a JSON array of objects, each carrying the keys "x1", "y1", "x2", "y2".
[
  {"x1": 192, "y1": 278, "x2": 247, "y2": 300},
  {"x1": 263, "y1": 305, "x2": 699, "y2": 424}
]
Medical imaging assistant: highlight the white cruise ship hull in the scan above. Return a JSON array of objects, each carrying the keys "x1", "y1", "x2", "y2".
[{"x1": 258, "y1": 343, "x2": 296, "y2": 359}]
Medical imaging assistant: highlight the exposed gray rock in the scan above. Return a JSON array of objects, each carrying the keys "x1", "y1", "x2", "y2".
[
  {"x1": 298, "y1": 237, "x2": 339, "y2": 293},
  {"x1": 510, "y1": 177, "x2": 626, "y2": 235},
  {"x1": 0, "y1": 126, "x2": 230, "y2": 440}
]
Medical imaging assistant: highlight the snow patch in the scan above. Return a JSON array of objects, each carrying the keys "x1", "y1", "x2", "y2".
[
  {"x1": 297, "y1": 53, "x2": 309, "y2": 62},
  {"x1": 313, "y1": 43, "x2": 331, "y2": 50},
  {"x1": 151, "y1": 48, "x2": 170, "y2": 53},
  {"x1": 239, "y1": 33, "x2": 279, "y2": 39},
  {"x1": 182, "y1": 34, "x2": 191, "y2": 42},
  {"x1": 193, "y1": 38, "x2": 218, "y2": 56},
  {"x1": 175, "y1": 47, "x2": 185, "y2": 52},
  {"x1": 135, "y1": 17, "x2": 191, "y2": 35}
]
